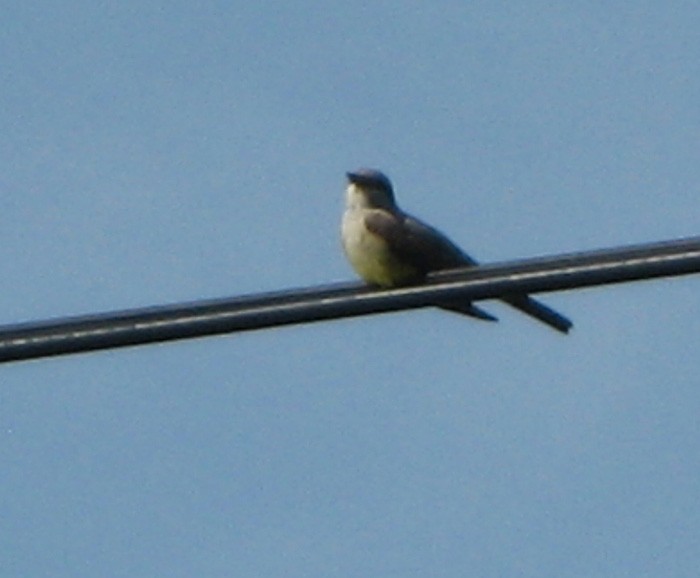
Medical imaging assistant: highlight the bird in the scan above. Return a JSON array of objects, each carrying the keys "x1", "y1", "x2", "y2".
[{"x1": 341, "y1": 168, "x2": 572, "y2": 333}]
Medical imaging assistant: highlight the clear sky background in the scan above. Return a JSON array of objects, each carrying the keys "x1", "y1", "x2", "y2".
[{"x1": 2, "y1": 2, "x2": 699, "y2": 577}]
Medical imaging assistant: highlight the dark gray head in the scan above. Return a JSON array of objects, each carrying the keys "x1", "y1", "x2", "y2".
[{"x1": 346, "y1": 168, "x2": 396, "y2": 208}]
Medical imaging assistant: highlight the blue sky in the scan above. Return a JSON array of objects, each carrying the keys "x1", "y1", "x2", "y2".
[{"x1": 2, "y1": 2, "x2": 699, "y2": 577}]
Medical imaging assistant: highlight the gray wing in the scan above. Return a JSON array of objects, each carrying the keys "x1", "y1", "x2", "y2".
[
  {"x1": 364, "y1": 210, "x2": 572, "y2": 333},
  {"x1": 365, "y1": 210, "x2": 496, "y2": 322},
  {"x1": 364, "y1": 210, "x2": 476, "y2": 274}
]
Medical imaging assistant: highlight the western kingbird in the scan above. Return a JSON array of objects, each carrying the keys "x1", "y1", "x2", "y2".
[{"x1": 341, "y1": 168, "x2": 572, "y2": 333}]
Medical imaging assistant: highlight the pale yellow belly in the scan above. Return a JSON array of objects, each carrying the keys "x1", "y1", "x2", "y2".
[{"x1": 342, "y1": 214, "x2": 419, "y2": 287}]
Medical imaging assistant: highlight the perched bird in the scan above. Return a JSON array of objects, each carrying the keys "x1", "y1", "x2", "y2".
[{"x1": 341, "y1": 168, "x2": 572, "y2": 333}]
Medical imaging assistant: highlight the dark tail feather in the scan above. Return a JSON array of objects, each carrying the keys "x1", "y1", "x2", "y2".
[
  {"x1": 501, "y1": 295, "x2": 572, "y2": 334},
  {"x1": 438, "y1": 301, "x2": 498, "y2": 322},
  {"x1": 436, "y1": 295, "x2": 571, "y2": 334}
]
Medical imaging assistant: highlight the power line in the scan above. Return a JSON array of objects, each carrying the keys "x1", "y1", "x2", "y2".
[{"x1": 0, "y1": 235, "x2": 698, "y2": 364}]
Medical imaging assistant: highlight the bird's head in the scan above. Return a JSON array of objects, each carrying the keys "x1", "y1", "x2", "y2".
[{"x1": 345, "y1": 168, "x2": 396, "y2": 210}]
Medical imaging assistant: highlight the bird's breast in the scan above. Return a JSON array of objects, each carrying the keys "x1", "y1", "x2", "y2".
[{"x1": 341, "y1": 210, "x2": 419, "y2": 287}]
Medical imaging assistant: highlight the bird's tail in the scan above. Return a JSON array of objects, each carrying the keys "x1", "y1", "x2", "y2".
[
  {"x1": 501, "y1": 295, "x2": 572, "y2": 334},
  {"x1": 437, "y1": 295, "x2": 572, "y2": 334}
]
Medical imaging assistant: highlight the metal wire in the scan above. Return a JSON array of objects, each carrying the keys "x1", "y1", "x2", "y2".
[{"x1": 0, "y1": 235, "x2": 698, "y2": 363}]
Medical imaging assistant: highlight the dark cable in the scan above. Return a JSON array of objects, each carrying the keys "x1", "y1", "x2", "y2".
[{"x1": 0, "y1": 235, "x2": 698, "y2": 363}]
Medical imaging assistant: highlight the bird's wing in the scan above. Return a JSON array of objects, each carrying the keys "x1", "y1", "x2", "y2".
[
  {"x1": 364, "y1": 210, "x2": 497, "y2": 322},
  {"x1": 364, "y1": 210, "x2": 573, "y2": 333},
  {"x1": 364, "y1": 210, "x2": 475, "y2": 274}
]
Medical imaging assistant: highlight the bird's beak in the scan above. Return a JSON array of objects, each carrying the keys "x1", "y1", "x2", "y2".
[{"x1": 346, "y1": 172, "x2": 361, "y2": 184}]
